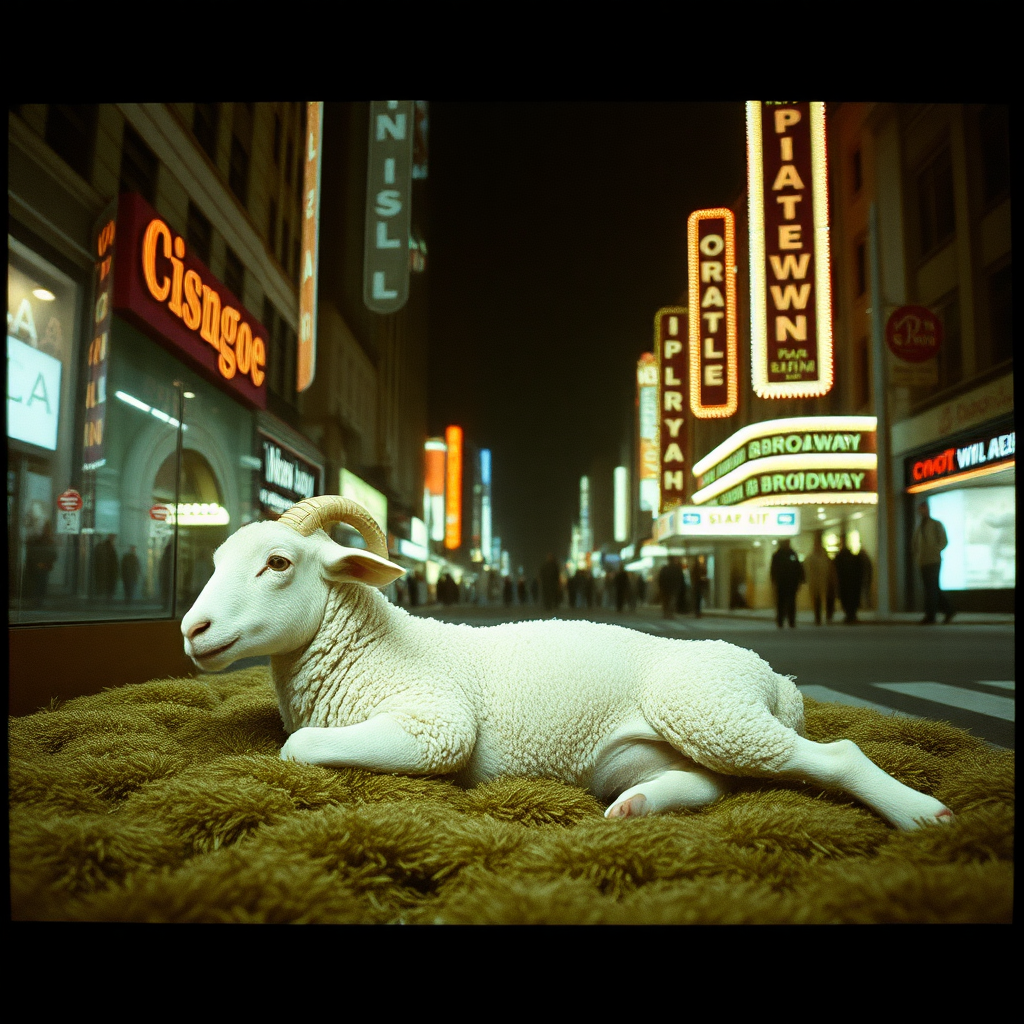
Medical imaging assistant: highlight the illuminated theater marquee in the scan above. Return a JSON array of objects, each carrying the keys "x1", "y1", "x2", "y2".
[
  {"x1": 747, "y1": 101, "x2": 833, "y2": 399},
  {"x1": 687, "y1": 209, "x2": 737, "y2": 418},
  {"x1": 690, "y1": 416, "x2": 876, "y2": 507},
  {"x1": 656, "y1": 307, "x2": 688, "y2": 510}
]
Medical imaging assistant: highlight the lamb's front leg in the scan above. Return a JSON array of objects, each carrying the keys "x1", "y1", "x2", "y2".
[{"x1": 281, "y1": 714, "x2": 430, "y2": 773}]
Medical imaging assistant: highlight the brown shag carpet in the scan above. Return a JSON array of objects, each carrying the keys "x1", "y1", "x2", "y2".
[{"x1": 9, "y1": 667, "x2": 1014, "y2": 924}]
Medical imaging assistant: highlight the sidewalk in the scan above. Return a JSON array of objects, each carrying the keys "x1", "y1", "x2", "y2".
[
  {"x1": 686, "y1": 607, "x2": 1015, "y2": 627},
  {"x1": 414, "y1": 602, "x2": 1014, "y2": 627}
]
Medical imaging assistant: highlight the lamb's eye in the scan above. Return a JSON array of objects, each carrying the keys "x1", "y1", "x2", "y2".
[{"x1": 267, "y1": 555, "x2": 291, "y2": 572}]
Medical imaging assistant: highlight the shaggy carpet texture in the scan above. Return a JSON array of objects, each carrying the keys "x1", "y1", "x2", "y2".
[{"x1": 9, "y1": 666, "x2": 1013, "y2": 924}]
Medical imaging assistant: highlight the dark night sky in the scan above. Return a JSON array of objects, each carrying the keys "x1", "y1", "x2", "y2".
[{"x1": 425, "y1": 102, "x2": 748, "y2": 575}]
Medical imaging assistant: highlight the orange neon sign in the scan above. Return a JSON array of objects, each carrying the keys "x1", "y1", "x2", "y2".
[
  {"x1": 444, "y1": 425, "x2": 463, "y2": 550},
  {"x1": 141, "y1": 218, "x2": 266, "y2": 389}
]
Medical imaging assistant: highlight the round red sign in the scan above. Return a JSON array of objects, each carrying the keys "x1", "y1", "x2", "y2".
[
  {"x1": 885, "y1": 305, "x2": 943, "y2": 363},
  {"x1": 149, "y1": 504, "x2": 170, "y2": 521},
  {"x1": 57, "y1": 489, "x2": 83, "y2": 512}
]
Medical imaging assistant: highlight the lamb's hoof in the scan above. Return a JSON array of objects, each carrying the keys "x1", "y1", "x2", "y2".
[
  {"x1": 905, "y1": 806, "x2": 955, "y2": 830},
  {"x1": 605, "y1": 793, "x2": 648, "y2": 819}
]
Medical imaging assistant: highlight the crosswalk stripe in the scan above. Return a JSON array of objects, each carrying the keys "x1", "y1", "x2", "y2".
[
  {"x1": 797, "y1": 685, "x2": 916, "y2": 717},
  {"x1": 872, "y1": 682, "x2": 1015, "y2": 722},
  {"x1": 977, "y1": 680, "x2": 1015, "y2": 691}
]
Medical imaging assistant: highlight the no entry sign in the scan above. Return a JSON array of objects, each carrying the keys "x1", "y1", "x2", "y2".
[{"x1": 58, "y1": 489, "x2": 82, "y2": 511}]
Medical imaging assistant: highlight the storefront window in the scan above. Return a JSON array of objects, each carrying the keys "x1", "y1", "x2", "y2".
[
  {"x1": 8, "y1": 282, "x2": 260, "y2": 623},
  {"x1": 927, "y1": 484, "x2": 1015, "y2": 591},
  {"x1": 89, "y1": 316, "x2": 259, "y2": 619},
  {"x1": 8, "y1": 235, "x2": 84, "y2": 622}
]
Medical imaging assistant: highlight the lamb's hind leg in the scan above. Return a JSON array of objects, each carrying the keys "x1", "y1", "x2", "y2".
[
  {"x1": 777, "y1": 735, "x2": 953, "y2": 831},
  {"x1": 605, "y1": 765, "x2": 734, "y2": 819}
]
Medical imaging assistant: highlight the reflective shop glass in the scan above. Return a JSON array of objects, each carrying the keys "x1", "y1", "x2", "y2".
[
  {"x1": 9, "y1": 278, "x2": 260, "y2": 622},
  {"x1": 9, "y1": 236, "x2": 85, "y2": 622}
]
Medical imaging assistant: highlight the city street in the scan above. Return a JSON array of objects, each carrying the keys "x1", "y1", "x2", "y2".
[{"x1": 412, "y1": 603, "x2": 1015, "y2": 751}]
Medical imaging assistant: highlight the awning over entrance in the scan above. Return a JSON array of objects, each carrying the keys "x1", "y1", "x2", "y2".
[{"x1": 655, "y1": 505, "x2": 802, "y2": 542}]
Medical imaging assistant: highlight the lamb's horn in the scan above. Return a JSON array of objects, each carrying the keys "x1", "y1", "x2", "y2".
[{"x1": 277, "y1": 495, "x2": 388, "y2": 559}]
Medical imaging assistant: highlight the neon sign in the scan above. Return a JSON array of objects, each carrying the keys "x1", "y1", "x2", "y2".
[
  {"x1": 141, "y1": 219, "x2": 265, "y2": 389},
  {"x1": 907, "y1": 429, "x2": 1015, "y2": 493},
  {"x1": 747, "y1": 101, "x2": 833, "y2": 399},
  {"x1": 688, "y1": 208, "x2": 737, "y2": 417},
  {"x1": 444, "y1": 425, "x2": 463, "y2": 550},
  {"x1": 690, "y1": 416, "x2": 877, "y2": 506},
  {"x1": 113, "y1": 193, "x2": 268, "y2": 409},
  {"x1": 656, "y1": 307, "x2": 688, "y2": 510}
]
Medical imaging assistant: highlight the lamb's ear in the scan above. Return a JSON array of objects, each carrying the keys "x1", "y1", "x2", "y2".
[{"x1": 325, "y1": 548, "x2": 407, "y2": 588}]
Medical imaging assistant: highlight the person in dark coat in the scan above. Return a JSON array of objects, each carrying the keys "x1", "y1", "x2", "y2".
[
  {"x1": 658, "y1": 557, "x2": 683, "y2": 619},
  {"x1": 615, "y1": 568, "x2": 630, "y2": 612},
  {"x1": 833, "y1": 536, "x2": 864, "y2": 623},
  {"x1": 93, "y1": 534, "x2": 119, "y2": 601},
  {"x1": 769, "y1": 538, "x2": 804, "y2": 628},
  {"x1": 24, "y1": 520, "x2": 57, "y2": 604},
  {"x1": 675, "y1": 562, "x2": 689, "y2": 614},
  {"x1": 691, "y1": 556, "x2": 707, "y2": 618},
  {"x1": 540, "y1": 554, "x2": 561, "y2": 611},
  {"x1": 121, "y1": 545, "x2": 141, "y2": 603}
]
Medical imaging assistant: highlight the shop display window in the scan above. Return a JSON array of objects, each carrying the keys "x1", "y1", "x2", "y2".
[
  {"x1": 9, "y1": 246, "x2": 260, "y2": 623},
  {"x1": 927, "y1": 485, "x2": 1015, "y2": 591},
  {"x1": 8, "y1": 236, "x2": 83, "y2": 622}
]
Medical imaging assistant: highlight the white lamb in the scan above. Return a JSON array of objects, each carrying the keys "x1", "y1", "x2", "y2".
[{"x1": 181, "y1": 495, "x2": 954, "y2": 830}]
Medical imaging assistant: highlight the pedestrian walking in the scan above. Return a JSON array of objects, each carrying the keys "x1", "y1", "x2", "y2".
[
  {"x1": 540, "y1": 554, "x2": 561, "y2": 611},
  {"x1": 92, "y1": 534, "x2": 119, "y2": 601},
  {"x1": 24, "y1": 520, "x2": 57, "y2": 604},
  {"x1": 857, "y1": 547, "x2": 873, "y2": 611},
  {"x1": 769, "y1": 538, "x2": 804, "y2": 628},
  {"x1": 159, "y1": 541, "x2": 174, "y2": 610},
  {"x1": 658, "y1": 557, "x2": 683, "y2": 619},
  {"x1": 912, "y1": 500, "x2": 955, "y2": 624},
  {"x1": 614, "y1": 568, "x2": 630, "y2": 612},
  {"x1": 567, "y1": 570, "x2": 581, "y2": 609},
  {"x1": 804, "y1": 533, "x2": 832, "y2": 625},
  {"x1": 676, "y1": 562, "x2": 689, "y2": 614},
  {"x1": 833, "y1": 536, "x2": 863, "y2": 623},
  {"x1": 691, "y1": 556, "x2": 707, "y2": 617},
  {"x1": 121, "y1": 545, "x2": 141, "y2": 604}
]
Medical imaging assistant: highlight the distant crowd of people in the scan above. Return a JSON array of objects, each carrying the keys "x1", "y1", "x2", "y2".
[
  {"x1": 763, "y1": 500, "x2": 954, "y2": 628},
  {"x1": 409, "y1": 509, "x2": 958, "y2": 630}
]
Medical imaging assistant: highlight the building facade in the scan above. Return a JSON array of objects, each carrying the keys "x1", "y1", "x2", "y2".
[
  {"x1": 655, "y1": 102, "x2": 1012, "y2": 616},
  {"x1": 8, "y1": 102, "x2": 430, "y2": 713}
]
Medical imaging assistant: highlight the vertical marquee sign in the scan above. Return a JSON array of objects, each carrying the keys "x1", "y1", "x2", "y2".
[
  {"x1": 656, "y1": 307, "x2": 689, "y2": 512},
  {"x1": 636, "y1": 352, "x2": 660, "y2": 515},
  {"x1": 364, "y1": 100, "x2": 414, "y2": 314},
  {"x1": 84, "y1": 200, "x2": 117, "y2": 473},
  {"x1": 297, "y1": 101, "x2": 323, "y2": 392},
  {"x1": 747, "y1": 101, "x2": 833, "y2": 399},
  {"x1": 687, "y1": 208, "x2": 738, "y2": 418}
]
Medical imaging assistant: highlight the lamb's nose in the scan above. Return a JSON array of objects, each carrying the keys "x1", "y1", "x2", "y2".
[{"x1": 186, "y1": 619, "x2": 211, "y2": 641}]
